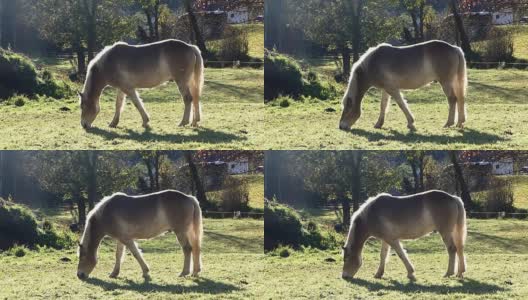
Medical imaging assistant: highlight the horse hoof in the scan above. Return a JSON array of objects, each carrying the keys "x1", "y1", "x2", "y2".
[
  {"x1": 408, "y1": 274, "x2": 417, "y2": 281},
  {"x1": 456, "y1": 123, "x2": 464, "y2": 129},
  {"x1": 374, "y1": 273, "x2": 383, "y2": 279},
  {"x1": 109, "y1": 272, "x2": 119, "y2": 278},
  {"x1": 178, "y1": 122, "x2": 188, "y2": 127},
  {"x1": 408, "y1": 125, "x2": 417, "y2": 132},
  {"x1": 456, "y1": 273, "x2": 464, "y2": 279},
  {"x1": 191, "y1": 272, "x2": 200, "y2": 277},
  {"x1": 191, "y1": 122, "x2": 199, "y2": 127},
  {"x1": 444, "y1": 123, "x2": 454, "y2": 128},
  {"x1": 143, "y1": 123, "x2": 151, "y2": 129},
  {"x1": 374, "y1": 123, "x2": 383, "y2": 129},
  {"x1": 143, "y1": 274, "x2": 152, "y2": 281},
  {"x1": 109, "y1": 122, "x2": 118, "y2": 128},
  {"x1": 179, "y1": 272, "x2": 190, "y2": 277},
  {"x1": 444, "y1": 272, "x2": 454, "y2": 278}
]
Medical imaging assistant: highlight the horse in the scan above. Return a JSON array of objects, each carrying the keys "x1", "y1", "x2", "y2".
[
  {"x1": 78, "y1": 39, "x2": 204, "y2": 129},
  {"x1": 339, "y1": 40, "x2": 467, "y2": 131},
  {"x1": 77, "y1": 190, "x2": 203, "y2": 280},
  {"x1": 341, "y1": 190, "x2": 466, "y2": 281}
]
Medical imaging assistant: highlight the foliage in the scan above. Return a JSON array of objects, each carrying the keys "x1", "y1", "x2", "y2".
[
  {"x1": 476, "y1": 27, "x2": 515, "y2": 62},
  {"x1": 0, "y1": 199, "x2": 75, "y2": 250},
  {"x1": 216, "y1": 26, "x2": 250, "y2": 61},
  {"x1": 0, "y1": 48, "x2": 73, "y2": 100},
  {"x1": 264, "y1": 50, "x2": 337, "y2": 101},
  {"x1": 484, "y1": 177, "x2": 515, "y2": 212},
  {"x1": 221, "y1": 176, "x2": 250, "y2": 212},
  {"x1": 265, "y1": 199, "x2": 339, "y2": 251}
]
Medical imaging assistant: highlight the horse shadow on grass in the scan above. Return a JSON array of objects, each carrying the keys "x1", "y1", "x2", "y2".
[
  {"x1": 349, "y1": 127, "x2": 507, "y2": 146},
  {"x1": 86, "y1": 126, "x2": 245, "y2": 145},
  {"x1": 346, "y1": 277, "x2": 507, "y2": 295},
  {"x1": 86, "y1": 276, "x2": 241, "y2": 295}
]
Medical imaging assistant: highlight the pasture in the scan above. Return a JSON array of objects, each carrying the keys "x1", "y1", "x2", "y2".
[
  {"x1": 265, "y1": 67, "x2": 528, "y2": 150},
  {"x1": 0, "y1": 217, "x2": 264, "y2": 299},
  {"x1": 0, "y1": 65, "x2": 264, "y2": 150},
  {"x1": 264, "y1": 213, "x2": 528, "y2": 299}
]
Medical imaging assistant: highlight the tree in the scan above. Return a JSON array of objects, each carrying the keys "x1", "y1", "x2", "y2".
[
  {"x1": 405, "y1": 151, "x2": 425, "y2": 192},
  {"x1": 184, "y1": 0, "x2": 208, "y2": 55},
  {"x1": 184, "y1": 151, "x2": 209, "y2": 207},
  {"x1": 449, "y1": 151, "x2": 473, "y2": 209},
  {"x1": 450, "y1": 0, "x2": 473, "y2": 59},
  {"x1": 0, "y1": 0, "x2": 17, "y2": 49}
]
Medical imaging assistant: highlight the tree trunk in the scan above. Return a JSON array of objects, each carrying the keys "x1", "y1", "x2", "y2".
[
  {"x1": 74, "y1": 41, "x2": 86, "y2": 76},
  {"x1": 143, "y1": 157, "x2": 155, "y2": 192},
  {"x1": 82, "y1": 0, "x2": 98, "y2": 63},
  {"x1": 154, "y1": 152, "x2": 160, "y2": 190},
  {"x1": 341, "y1": 196, "x2": 351, "y2": 229},
  {"x1": 450, "y1": 151, "x2": 472, "y2": 209},
  {"x1": 350, "y1": 151, "x2": 363, "y2": 212},
  {"x1": 418, "y1": 154, "x2": 425, "y2": 191},
  {"x1": 341, "y1": 45, "x2": 351, "y2": 81},
  {"x1": 419, "y1": 3, "x2": 425, "y2": 41},
  {"x1": 85, "y1": 151, "x2": 98, "y2": 210},
  {"x1": 144, "y1": 9, "x2": 154, "y2": 41},
  {"x1": 184, "y1": 152, "x2": 208, "y2": 208},
  {"x1": 0, "y1": 0, "x2": 16, "y2": 49},
  {"x1": 154, "y1": 0, "x2": 160, "y2": 41},
  {"x1": 410, "y1": 161, "x2": 419, "y2": 193},
  {"x1": 351, "y1": 0, "x2": 363, "y2": 62},
  {"x1": 184, "y1": 0, "x2": 208, "y2": 55},
  {"x1": 410, "y1": 9, "x2": 420, "y2": 42},
  {"x1": 450, "y1": 0, "x2": 472, "y2": 59},
  {"x1": 76, "y1": 193, "x2": 87, "y2": 227}
]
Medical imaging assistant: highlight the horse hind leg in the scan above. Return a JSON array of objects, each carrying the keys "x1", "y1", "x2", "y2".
[
  {"x1": 440, "y1": 232, "x2": 457, "y2": 277},
  {"x1": 176, "y1": 82, "x2": 193, "y2": 127},
  {"x1": 374, "y1": 241, "x2": 391, "y2": 278},
  {"x1": 453, "y1": 229, "x2": 466, "y2": 278},
  {"x1": 441, "y1": 83, "x2": 457, "y2": 128},
  {"x1": 176, "y1": 232, "x2": 192, "y2": 277},
  {"x1": 190, "y1": 230, "x2": 202, "y2": 276},
  {"x1": 374, "y1": 91, "x2": 391, "y2": 129}
]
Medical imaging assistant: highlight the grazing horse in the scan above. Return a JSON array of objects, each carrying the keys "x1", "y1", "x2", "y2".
[
  {"x1": 79, "y1": 39, "x2": 204, "y2": 129},
  {"x1": 339, "y1": 40, "x2": 467, "y2": 131},
  {"x1": 342, "y1": 190, "x2": 466, "y2": 280},
  {"x1": 77, "y1": 190, "x2": 203, "y2": 280}
]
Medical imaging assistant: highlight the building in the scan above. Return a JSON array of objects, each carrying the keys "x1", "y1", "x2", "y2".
[{"x1": 194, "y1": 0, "x2": 252, "y2": 24}]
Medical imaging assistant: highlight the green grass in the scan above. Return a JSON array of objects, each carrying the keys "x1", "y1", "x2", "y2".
[
  {"x1": 0, "y1": 218, "x2": 264, "y2": 299},
  {"x1": 265, "y1": 68, "x2": 528, "y2": 150},
  {"x1": 236, "y1": 24, "x2": 264, "y2": 59},
  {"x1": 263, "y1": 216, "x2": 528, "y2": 299},
  {"x1": 505, "y1": 25, "x2": 528, "y2": 61},
  {"x1": 0, "y1": 66, "x2": 264, "y2": 150}
]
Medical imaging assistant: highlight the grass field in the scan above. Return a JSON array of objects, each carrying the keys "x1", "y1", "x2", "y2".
[
  {"x1": 506, "y1": 25, "x2": 528, "y2": 61},
  {"x1": 0, "y1": 66, "x2": 264, "y2": 150},
  {"x1": 264, "y1": 214, "x2": 528, "y2": 299},
  {"x1": 0, "y1": 217, "x2": 264, "y2": 299},
  {"x1": 511, "y1": 175, "x2": 528, "y2": 210},
  {"x1": 265, "y1": 68, "x2": 528, "y2": 150}
]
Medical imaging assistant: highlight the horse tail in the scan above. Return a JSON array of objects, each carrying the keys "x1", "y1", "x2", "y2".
[
  {"x1": 454, "y1": 196, "x2": 467, "y2": 246},
  {"x1": 191, "y1": 196, "x2": 203, "y2": 248},
  {"x1": 455, "y1": 47, "x2": 468, "y2": 120},
  {"x1": 190, "y1": 45, "x2": 204, "y2": 122}
]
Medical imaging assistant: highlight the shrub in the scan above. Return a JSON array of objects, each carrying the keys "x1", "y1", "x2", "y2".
[
  {"x1": 0, "y1": 198, "x2": 75, "y2": 250},
  {"x1": 0, "y1": 48, "x2": 73, "y2": 100},
  {"x1": 265, "y1": 49, "x2": 338, "y2": 101},
  {"x1": 217, "y1": 26, "x2": 250, "y2": 61},
  {"x1": 221, "y1": 176, "x2": 250, "y2": 212},
  {"x1": 11, "y1": 94, "x2": 26, "y2": 107},
  {"x1": 485, "y1": 177, "x2": 515, "y2": 212},
  {"x1": 265, "y1": 199, "x2": 340, "y2": 251},
  {"x1": 476, "y1": 27, "x2": 514, "y2": 62},
  {"x1": 279, "y1": 98, "x2": 290, "y2": 108}
]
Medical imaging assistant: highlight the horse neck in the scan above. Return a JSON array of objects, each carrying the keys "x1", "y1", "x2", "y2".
[
  {"x1": 347, "y1": 216, "x2": 369, "y2": 255},
  {"x1": 84, "y1": 216, "x2": 105, "y2": 256},
  {"x1": 83, "y1": 68, "x2": 105, "y2": 104}
]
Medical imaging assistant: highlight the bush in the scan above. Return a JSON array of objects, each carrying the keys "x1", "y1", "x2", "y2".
[
  {"x1": 485, "y1": 177, "x2": 515, "y2": 212},
  {"x1": 0, "y1": 198, "x2": 75, "y2": 251},
  {"x1": 264, "y1": 199, "x2": 339, "y2": 251},
  {"x1": 221, "y1": 176, "x2": 250, "y2": 212},
  {"x1": 475, "y1": 27, "x2": 514, "y2": 62},
  {"x1": 279, "y1": 97, "x2": 290, "y2": 108},
  {"x1": 217, "y1": 26, "x2": 250, "y2": 61},
  {"x1": 0, "y1": 48, "x2": 73, "y2": 100},
  {"x1": 265, "y1": 49, "x2": 338, "y2": 101}
]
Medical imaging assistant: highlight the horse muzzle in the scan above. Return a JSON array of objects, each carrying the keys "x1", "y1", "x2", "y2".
[{"x1": 77, "y1": 272, "x2": 88, "y2": 280}]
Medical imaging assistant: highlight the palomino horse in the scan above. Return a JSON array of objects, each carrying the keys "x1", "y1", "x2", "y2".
[
  {"x1": 339, "y1": 40, "x2": 467, "y2": 131},
  {"x1": 77, "y1": 190, "x2": 203, "y2": 280},
  {"x1": 79, "y1": 39, "x2": 204, "y2": 129},
  {"x1": 342, "y1": 190, "x2": 466, "y2": 280}
]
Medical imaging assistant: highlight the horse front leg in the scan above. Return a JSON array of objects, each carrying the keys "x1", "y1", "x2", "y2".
[
  {"x1": 180, "y1": 91, "x2": 193, "y2": 127},
  {"x1": 110, "y1": 241, "x2": 125, "y2": 278},
  {"x1": 124, "y1": 240, "x2": 151, "y2": 280},
  {"x1": 389, "y1": 240, "x2": 416, "y2": 281},
  {"x1": 374, "y1": 241, "x2": 391, "y2": 278},
  {"x1": 387, "y1": 90, "x2": 416, "y2": 131},
  {"x1": 441, "y1": 233, "x2": 457, "y2": 277},
  {"x1": 374, "y1": 91, "x2": 391, "y2": 129},
  {"x1": 125, "y1": 89, "x2": 151, "y2": 129},
  {"x1": 110, "y1": 91, "x2": 126, "y2": 128}
]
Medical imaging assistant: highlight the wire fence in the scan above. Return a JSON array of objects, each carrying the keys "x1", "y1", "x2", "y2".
[
  {"x1": 203, "y1": 210, "x2": 264, "y2": 219},
  {"x1": 318, "y1": 206, "x2": 528, "y2": 220}
]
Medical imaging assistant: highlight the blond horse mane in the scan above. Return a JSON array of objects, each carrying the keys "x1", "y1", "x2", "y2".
[
  {"x1": 344, "y1": 193, "x2": 392, "y2": 250},
  {"x1": 79, "y1": 192, "x2": 127, "y2": 247}
]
